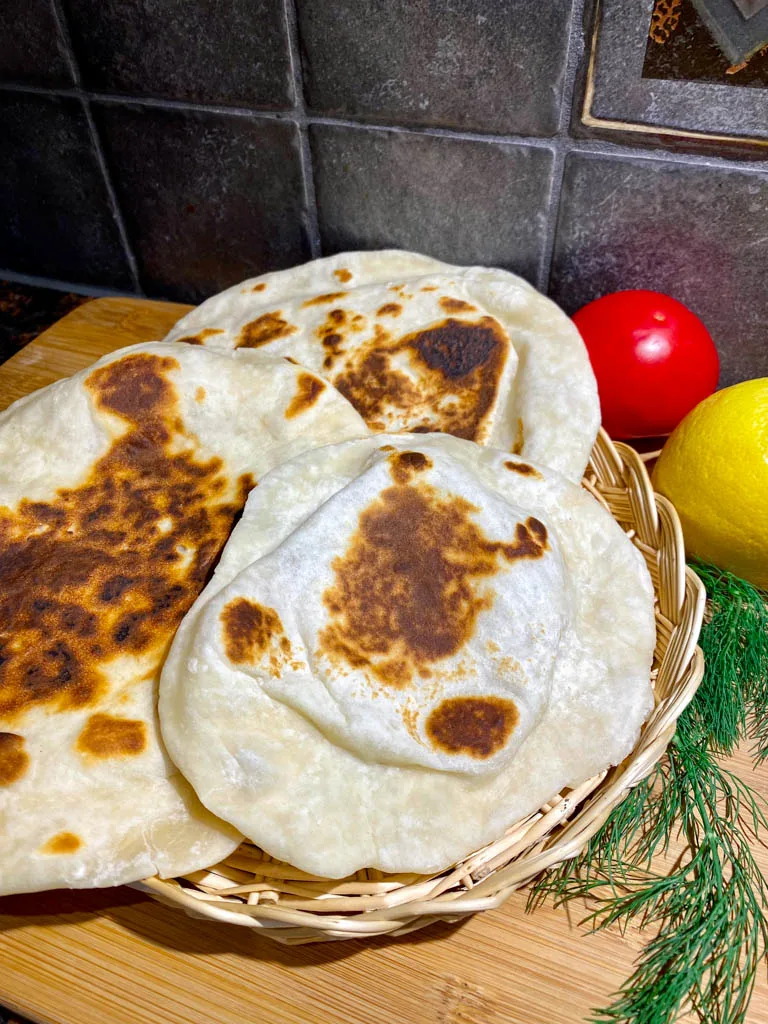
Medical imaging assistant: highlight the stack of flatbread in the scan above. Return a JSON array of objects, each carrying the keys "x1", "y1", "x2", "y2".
[{"x1": 0, "y1": 252, "x2": 654, "y2": 894}]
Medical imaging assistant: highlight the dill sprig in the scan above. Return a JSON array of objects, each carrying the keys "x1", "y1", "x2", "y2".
[
  {"x1": 691, "y1": 560, "x2": 768, "y2": 761},
  {"x1": 528, "y1": 562, "x2": 768, "y2": 1024}
]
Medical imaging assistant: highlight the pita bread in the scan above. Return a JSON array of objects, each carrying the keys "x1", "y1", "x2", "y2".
[
  {"x1": 162, "y1": 251, "x2": 599, "y2": 482},
  {"x1": 160, "y1": 434, "x2": 655, "y2": 878},
  {"x1": 0, "y1": 342, "x2": 367, "y2": 895}
]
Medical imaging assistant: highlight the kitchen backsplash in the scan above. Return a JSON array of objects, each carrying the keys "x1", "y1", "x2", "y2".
[{"x1": 0, "y1": 0, "x2": 766, "y2": 386}]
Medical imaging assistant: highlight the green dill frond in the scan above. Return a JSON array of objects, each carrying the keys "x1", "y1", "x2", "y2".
[
  {"x1": 690, "y1": 560, "x2": 768, "y2": 760},
  {"x1": 588, "y1": 736, "x2": 768, "y2": 1024},
  {"x1": 527, "y1": 560, "x2": 768, "y2": 1024}
]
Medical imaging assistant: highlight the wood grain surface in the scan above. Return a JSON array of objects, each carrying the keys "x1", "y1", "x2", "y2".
[{"x1": 0, "y1": 298, "x2": 766, "y2": 1024}]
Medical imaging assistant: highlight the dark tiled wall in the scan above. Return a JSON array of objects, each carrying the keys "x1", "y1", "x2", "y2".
[{"x1": 0, "y1": 0, "x2": 766, "y2": 383}]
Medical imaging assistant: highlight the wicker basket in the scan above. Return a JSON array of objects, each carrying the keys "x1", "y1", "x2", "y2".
[{"x1": 134, "y1": 429, "x2": 706, "y2": 944}]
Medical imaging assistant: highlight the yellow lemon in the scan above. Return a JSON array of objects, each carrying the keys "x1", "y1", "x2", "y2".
[{"x1": 652, "y1": 378, "x2": 768, "y2": 589}]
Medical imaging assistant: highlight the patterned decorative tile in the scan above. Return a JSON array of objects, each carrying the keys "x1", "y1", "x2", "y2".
[{"x1": 582, "y1": 0, "x2": 768, "y2": 146}]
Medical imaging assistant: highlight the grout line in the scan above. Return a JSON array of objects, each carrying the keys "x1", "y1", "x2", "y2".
[
  {"x1": 0, "y1": 268, "x2": 137, "y2": 297},
  {"x1": 91, "y1": 90, "x2": 296, "y2": 121},
  {"x1": 2, "y1": 78, "x2": 766, "y2": 176},
  {"x1": 0, "y1": 81, "x2": 81, "y2": 98},
  {"x1": 536, "y1": 0, "x2": 589, "y2": 291},
  {"x1": 81, "y1": 100, "x2": 143, "y2": 294},
  {"x1": 298, "y1": 127, "x2": 322, "y2": 258},
  {"x1": 564, "y1": 135, "x2": 768, "y2": 173},
  {"x1": 0, "y1": 80, "x2": 557, "y2": 147},
  {"x1": 556, "y1": 0, "x2": 588, "y2": 139},
  {"x1": 305, "y1": 114, "x2": 560, "y2": 149},
  {"x1": 49, "y1": 0, "x2": 81, "y2": 87},
  {"x1": 283, "y1": 0, "x2": 322, "y2": 258},
  {"x1": 536, "y1": 148, "x2": 567, "y2": 294},
  {"x1": 45, "y1": 0, "x2": 143, "y2": 293}
]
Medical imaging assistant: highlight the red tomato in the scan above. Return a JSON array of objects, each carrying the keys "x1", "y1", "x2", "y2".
[{"x1": 572, "y1": 290, "x2": 720, "y2": 439}]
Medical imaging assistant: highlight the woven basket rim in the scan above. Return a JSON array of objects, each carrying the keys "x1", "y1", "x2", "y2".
[{"x1": 137, "y1": 428, "x2": 706, "y2": 943}]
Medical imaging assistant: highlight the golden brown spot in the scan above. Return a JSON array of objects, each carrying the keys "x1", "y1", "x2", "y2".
[
  {"x1": 377, "y1": 303, "x2": 402, "y2": 317},
  {"x1": 322, "y1": 332, "x2": 344, "y2": 356},
  {"x1": 318, "y1": 481, "x2": 548, "y2": 689},
  {"x1": 504, "y1": 460, "x2": 541, "y2": 479},
  {"x1": 176, "y1": 328, "x2": 224, "y2": 346},
  {"x1": 496, "y1": 655, "x2": 523, "y2": 680},
  {"x1": 302, "y1": 291, "x2": 347, "y2": 307},
  {"x1": 0, "y1": 732, "x2": 28, "y2": 785},
  {"x1": 335, "y1": 349, "x2": 423, "y2": 427},
  {"x1": 195, "y1": 386, "x2": 206, "y2": 403},
  {"x1": 486, "y1": 639, "x2": 501, "y2": 654},
  {"x1": 439, "y1": 297, "x2": 477, "y2": 314},
  {"x1": 237, "y1": 312, "x2": 296, "y2": 348},
  {"x1": 252, "y1": 282, "x2": 266, "y2": 292},
  {"x1": 0, "y1": 353, "x2": 255, "y2": 725},
  {"x1": 331, "y1": 316, "x2": 508, "y2": 441},
  {"x1": 334, "y1": 268, "x2": 352, "y2": 283},
  {"x1": 41, "y1": 831, "x2": 82, "y2": 855},
  {"x1": 426, "y1": 696, "x2": 518, "y2": 759},
  {"x1": 314, "y1": 308, "x2": 350, "y2": 369},
  {"x1": 77, "y1": 713, "x2": 146, "y2": 758},
  {"x1": 379, "y1": 444, "x2": 396, "y2": 452},
  {"x1": 221, "y1": 598, "x2": 294, "y2": 676},
  {"x1": 388, "y1": 450, "x2": 432, "y2": 485},
  {"x1": 285, "y1": 372, "x2": 326, "y2": 419},
  {"x1": 408, "y1": 318, "x2": 501, "y2": 381},
  {"x1": 402, "y1": 706, "x2": 419, "y2": 741},
  {"x1": 284, "y1": 355, "x2": 299, "y2": 365},
  {"x1": 512, "y1": 418, "x2": 525, "y2": 455},
  {"x1": 421, "y1": 286, "x2": 438, "y2": 292},
  {"x1": 91, "y1": 353, "x2": 178, "y2": 424}
]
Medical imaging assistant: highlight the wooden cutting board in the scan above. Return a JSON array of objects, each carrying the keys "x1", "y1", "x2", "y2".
[{"x1": 0, "y1": 297, "x2": 766, "y2": 1024}]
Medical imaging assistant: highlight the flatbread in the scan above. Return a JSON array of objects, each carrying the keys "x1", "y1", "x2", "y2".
[
  {"x1": 160, "y1": 434, "x2": 655, "y2": 878},
  {"x1": 162, "y1": 251, "x2": 599, "y2": 482},
  {"x1": 0, "y1": 342, "x2": 368, "y2": 895}
]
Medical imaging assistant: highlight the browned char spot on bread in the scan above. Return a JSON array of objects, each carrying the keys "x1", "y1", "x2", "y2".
[
  {"x1": 387, "y1": 450, "x2": 432, "y2": 484},
  {"x1": 317, "y1": 478, "x2": 548, "y2": 689},
  {"x1": 285, "y1": 373, "x2": 326, "y2": 419},
  {"x1": 0, "y1": 352, "x2": 254, "y2": 726},
  {"x1": 302, "y1": 292, "x2": 348, "y2": 307},
  {"x1": 426, "y1": 695, "x2": 519, "y2": 759},
  {"x1": 236, "y1": 312, "x2": 296, "y2": 349},
  {"x1": 221, "y1": 598, "x2": 295, "y2": 676},
  {"x1": 176, "y1": 328, "x2": 223, "y2": 346},
  {"x1": 0, "y1": 732, "x2": 29, "y2": 785},
  {"x1": 77, "y1": 713, "x2": 147, "y2": 758},
  {"x1": 438, "y1": 297, "x2": 477, "y2": 314},
  {"x1": 511, "y1": 418, "x2": 525, "y2": 455},
  {"x1": 331, "y1": 316, "x2": 509, "y2": 442},
  {"x1": 41, "y1": 831, "x2": 83, "y2": 854},
  {"x1": 504, "y1": 460, "x2": 541, "y2": 479}
]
